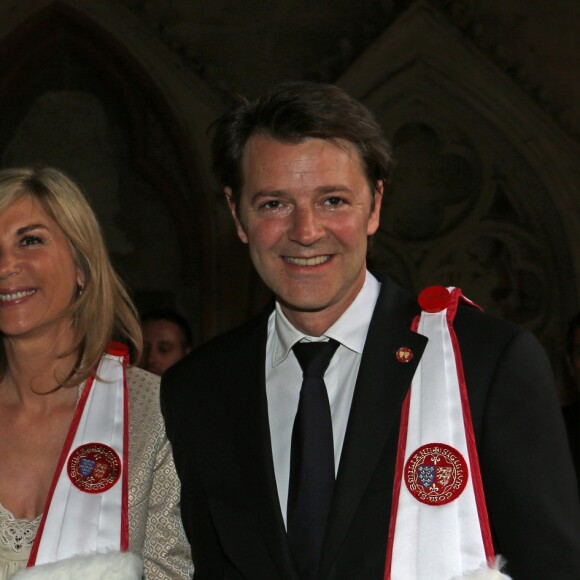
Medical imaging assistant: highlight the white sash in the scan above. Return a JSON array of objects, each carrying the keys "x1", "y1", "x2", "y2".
[
  {"x1": 385, "y1": 287, "x2": 510, "y2": 580},
  {"x1": 28, "y1": 343, "x2": 129, "y2": 567}
]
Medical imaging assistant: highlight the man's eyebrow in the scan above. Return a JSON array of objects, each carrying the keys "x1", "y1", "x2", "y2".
[
  {"x1": 314, "y1": 184, "x2": 353, "y2": 194},
  {"x1": 248, "y1": 190, "x2": 287, "y2": 204},
  {"x1": 249, "y1": 184, "x2": 353, "y2": 203}
]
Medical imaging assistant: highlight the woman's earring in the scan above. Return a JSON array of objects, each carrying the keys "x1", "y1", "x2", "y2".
[{"x1": 78, "y1": 283, "x2": 84, "y2": 297}]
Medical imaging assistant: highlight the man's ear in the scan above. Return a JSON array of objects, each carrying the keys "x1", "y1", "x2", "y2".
[
  {"x1": 225, "y1": 187, "x2": 249, "y2": 244},
  {"x1": 367, "y1": 180, "x2": 383, "y2": 236}
]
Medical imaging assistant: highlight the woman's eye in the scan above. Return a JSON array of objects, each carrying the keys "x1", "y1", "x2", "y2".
[{"x1": 20, "y1": 235, "x2": 43, "y2": 246}]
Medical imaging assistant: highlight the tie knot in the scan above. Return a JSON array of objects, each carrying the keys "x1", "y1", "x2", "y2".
[{"x1": 292, "y1": 339, "x2": 339, "y2": 378}]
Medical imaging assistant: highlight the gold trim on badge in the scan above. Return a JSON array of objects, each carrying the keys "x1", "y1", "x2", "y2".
[{"x1": 67, "y1": 443, "x2": 121, "y2": 494}]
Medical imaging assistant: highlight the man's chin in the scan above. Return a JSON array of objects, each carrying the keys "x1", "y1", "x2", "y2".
[{"x1": 276, "y1": 297, "x2": 330, "y2": 314}]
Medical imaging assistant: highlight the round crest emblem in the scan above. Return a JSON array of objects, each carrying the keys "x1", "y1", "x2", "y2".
[
  {"x1": 404, "y1": 442, "x2": 468, "y2": 505},
  {"x1": 67, "y1": 443, "x2": 122, "y2": 494}
]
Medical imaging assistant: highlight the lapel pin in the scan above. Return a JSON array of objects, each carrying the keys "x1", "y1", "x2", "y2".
[{"x1": 395, "y1": 346, "x2": 413, "y2": 363}]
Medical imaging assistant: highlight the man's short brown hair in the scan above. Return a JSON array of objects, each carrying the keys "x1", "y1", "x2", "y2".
[{"x1": 211, "y1": 80, "x2": 393, "y2": 207}]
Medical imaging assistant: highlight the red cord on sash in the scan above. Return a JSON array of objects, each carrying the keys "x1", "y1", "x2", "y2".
[{"x1": 446, "y1": 300, "x2": 494, "y2": 559}]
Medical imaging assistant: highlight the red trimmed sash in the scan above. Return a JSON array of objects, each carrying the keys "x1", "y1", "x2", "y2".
[
  {"x1": 27, "y1": 343, "x2": 129, "y2": 566},
  {"x1": 384, "y1": 287, "x2": 510, "y2": 580}
]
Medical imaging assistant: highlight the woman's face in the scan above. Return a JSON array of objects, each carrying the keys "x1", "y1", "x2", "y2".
[{"x1": 0, "y1": 195, "x2": 82, "y2": 341}]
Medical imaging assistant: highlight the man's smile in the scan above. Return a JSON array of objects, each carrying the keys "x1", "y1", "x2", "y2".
[{"x1": 283, "y1": 255, "x2": 331, "y2": 266}]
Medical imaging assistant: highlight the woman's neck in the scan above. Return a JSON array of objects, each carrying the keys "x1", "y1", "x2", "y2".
[{"x1": 1, "y1": 332, "x2": 79, "y2": 411}]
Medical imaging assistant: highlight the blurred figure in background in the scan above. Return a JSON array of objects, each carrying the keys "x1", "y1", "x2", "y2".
[{"x1": 141, "y1": 309, "x2": 192, "y2": 376}]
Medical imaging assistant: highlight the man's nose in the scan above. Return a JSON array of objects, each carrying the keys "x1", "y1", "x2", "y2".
[
  {"x1": 147, "y1": 348, "x2": 158, "y2": 364},
  {"x1": 288, "y1": 205, "x2": 325, "y2": 245}
]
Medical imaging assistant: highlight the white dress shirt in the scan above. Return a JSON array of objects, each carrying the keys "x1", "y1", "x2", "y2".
[{"x1": 265, "y1": 271, "x2": 381, "y2": 525}]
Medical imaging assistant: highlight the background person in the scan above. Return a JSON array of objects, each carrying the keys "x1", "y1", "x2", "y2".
[
  {"x1": 161, "y1": 81, "x2": 580, "y2": 579},
  {"x1": 0, "y1": 167, "x2": 192, "y2": 579},
  {"x1": 140, "y1": 309, "x2": 193, "y2": 376}
]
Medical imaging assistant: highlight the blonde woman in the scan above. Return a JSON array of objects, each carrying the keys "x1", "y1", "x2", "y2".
[{"x1": 0, "y1": 167, "x2": 192, "y2": 579}]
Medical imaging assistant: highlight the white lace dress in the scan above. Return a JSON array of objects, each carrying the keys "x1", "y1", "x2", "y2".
[{"x1": 0, "y1": 503, "x2": 39, "y2": 579}]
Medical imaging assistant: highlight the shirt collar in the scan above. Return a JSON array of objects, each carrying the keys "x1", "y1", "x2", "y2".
[{"x1": 271, "y1": 271, "x2": 381, "y2": 367}]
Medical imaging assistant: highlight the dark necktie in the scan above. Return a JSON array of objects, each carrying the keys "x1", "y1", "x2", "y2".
[{"x1": 287, "y1": 338, "x2": 340, "y2": 580}]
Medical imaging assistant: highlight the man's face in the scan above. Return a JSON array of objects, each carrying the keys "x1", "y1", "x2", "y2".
[
  {"x1": 567, "y1": 327, "x2": 580, "y2": 393},
  {"x1": 227, "y1": 135, "x2": 382, "y2": 334},
  {"x1": 142, "y1": 319, "x2": 190, "y2": 376}
]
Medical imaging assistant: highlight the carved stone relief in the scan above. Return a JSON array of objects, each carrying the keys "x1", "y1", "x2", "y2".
[
  {"x1": 341, "y1": 2, "x2": 580, "y2": 395},
  {"x1": 373, "y1": 119, "x2": 560, "y2": 336}
]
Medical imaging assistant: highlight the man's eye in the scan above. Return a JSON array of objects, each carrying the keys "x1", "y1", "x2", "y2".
[
  {"x1": 257, "y1": 199, "x2": 291, "y2": 214},
  {"x1": 324, "y1": 197, "x2": 344, "y2": 206},
  {"x1": 261, "y1": 200, "x2": 282, "y2": 209}
]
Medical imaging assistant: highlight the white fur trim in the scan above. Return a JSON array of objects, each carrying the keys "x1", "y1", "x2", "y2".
[
  {"x1": 11, "y1": 551, "x2": 142, "y2": 579},
  {"x1": 452, "y1": 556, "x2": 512, "y2": 580}
]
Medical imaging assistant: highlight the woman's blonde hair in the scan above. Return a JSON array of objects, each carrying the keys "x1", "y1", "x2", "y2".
[{"x1": 0, "y1": 166, "x2": 142, "y2": 387}]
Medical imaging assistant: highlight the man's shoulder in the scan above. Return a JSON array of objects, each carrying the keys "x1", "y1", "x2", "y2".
[
  {"x1": 370, "y1": 273, "x2": 527, "y2": 344},
  {"x1": 455, "y1": 300, "x2": 522, "y2": 345},
  {"x1": 162, "y1": 309, "x2": 270, "y2": 387},
  {"x1": 199, "y1": 309, "x2": 270, "y2": 355}
]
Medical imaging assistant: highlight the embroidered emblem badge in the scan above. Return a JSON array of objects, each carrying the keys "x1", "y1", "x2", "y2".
[
  {"x1": 395, "y1": 346, "x2": 413, "y2": 363},
  {"x1": 67, "y1": 443, "x2": 122, "y2": 494},
  {"x1": 404, "y1": 442, "x2": 468, "y2": 505}
]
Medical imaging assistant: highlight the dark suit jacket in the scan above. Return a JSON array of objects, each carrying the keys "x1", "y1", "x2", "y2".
[
  {"x1": 562, "y1": 398, "x2": 580, "y2": 498},
  {"x1": 161, "y1": 275, "x2": 580, "y2": 579}
]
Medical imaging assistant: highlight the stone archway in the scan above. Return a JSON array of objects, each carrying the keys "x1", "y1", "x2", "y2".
[{"x1": 0, "y1": 0, "x2": 218, "y2": 343}]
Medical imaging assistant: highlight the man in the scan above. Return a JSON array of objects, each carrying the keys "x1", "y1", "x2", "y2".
[
  {"x1": 141, "y1": 308, "x2": 193, "y2": 376},
  {"x1": 161, "y1": 81, "x2": 580, "y2": 579}
]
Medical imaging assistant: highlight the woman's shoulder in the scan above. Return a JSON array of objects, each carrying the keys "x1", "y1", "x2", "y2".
[
  {"x1": 126, "y1": 366, "x2": 162, "y2": 424},
  {"x1": 126, "y1": 366, "x2": 160, "y2": 390}
]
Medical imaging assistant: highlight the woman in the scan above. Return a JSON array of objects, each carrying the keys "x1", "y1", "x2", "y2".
[{"x1": 0, "y1": 167, "x2": 193, "y2": 579}]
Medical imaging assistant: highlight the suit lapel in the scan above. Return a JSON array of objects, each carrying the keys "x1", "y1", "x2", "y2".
[
  {"x1": 319, "y1": 277, "x2": 427, "y2": 578},
  {"x1": 219, "y1": 312, "x2": 299, "y2": 580}
]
